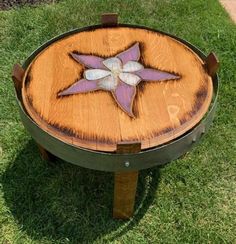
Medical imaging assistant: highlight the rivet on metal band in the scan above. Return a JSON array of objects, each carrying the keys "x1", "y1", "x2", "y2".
[{"x1": 125, "y1": 161, "x2": 130, "y2": 167}]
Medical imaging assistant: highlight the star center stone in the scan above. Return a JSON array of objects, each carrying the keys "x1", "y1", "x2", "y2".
[{"x1": 112, "y1": 69, "x2": 121, "y2": 76}]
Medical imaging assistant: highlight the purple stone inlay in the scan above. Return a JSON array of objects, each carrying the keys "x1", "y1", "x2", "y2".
[
  {"x1": 116, "y1": 43, "x2": 140, "y2": 65},
  {"x1": 58, "y1": 79, "x2": 98, "y2": 96},
  {"x1": 59, "y1": 42, "x2": 182, "y2": 118},
  {"x1": 135, "y1": 68, "x2": 180, "y2": 81},
  {"x1": 71, "y1": 53, "x2": 105, "y2": 69},
  {"x1": 113, "y1": 81, "x2": 136, "y2": 117}
]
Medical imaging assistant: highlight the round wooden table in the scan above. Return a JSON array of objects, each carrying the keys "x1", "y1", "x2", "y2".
[{"x1": 12, "y1": 14, "x2": 219, "y2": 219}]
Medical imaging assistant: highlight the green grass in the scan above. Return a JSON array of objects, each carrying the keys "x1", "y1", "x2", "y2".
[{"x1": 0, "y1": 0, "x2": 236, "y2": 243}]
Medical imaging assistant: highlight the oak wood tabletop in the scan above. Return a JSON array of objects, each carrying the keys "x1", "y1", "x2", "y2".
[{"x1": 22, "y1": 26, "x2": 213, "y2": 152}]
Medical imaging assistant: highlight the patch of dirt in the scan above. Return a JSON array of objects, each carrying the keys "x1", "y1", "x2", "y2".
[
  {"x1": 0, "y1": 0, "x2": 56, "y2": 10},
  {"x1": 220, "y1": 0, "x2": 236, "y2": 23}
]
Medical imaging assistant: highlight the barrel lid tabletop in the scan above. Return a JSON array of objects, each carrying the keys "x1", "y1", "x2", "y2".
[{"x1": 22, "y1": 25, "x2": 213, "y2": 152}]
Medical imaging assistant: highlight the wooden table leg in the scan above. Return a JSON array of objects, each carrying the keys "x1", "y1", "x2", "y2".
[
  {"x1": 37, "y1": 144, "x2": 55, "y2": 162},
  {"x1": 113, "y1": 142, "x2": 141, "y2": 219},
  {"x1": 113, "y1": 171, "x2": 139, "y2": 219}
]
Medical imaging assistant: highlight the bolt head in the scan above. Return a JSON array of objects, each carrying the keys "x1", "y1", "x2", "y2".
[{"x1": 125, "y1": 161, "x2": 130, "y2": 167}]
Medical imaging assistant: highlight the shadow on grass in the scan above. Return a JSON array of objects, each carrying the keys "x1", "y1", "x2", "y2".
[{"x1": 2, "y1": 140, "x2": 161, "y2": 242}]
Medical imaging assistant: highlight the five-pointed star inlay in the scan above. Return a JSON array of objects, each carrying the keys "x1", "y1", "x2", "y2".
[{"x1": 58, "y1": 43, "x2": 180, "y2": 117}]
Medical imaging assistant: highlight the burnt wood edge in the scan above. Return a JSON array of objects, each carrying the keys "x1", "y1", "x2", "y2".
[
  {"x1": 204, "y1": 52, "x2": 219, "y2": 77},
  {"x1": 21, "y1": 23, "x2": 212, "y2": 69},
  {"x1": 101, "y1": 13, "x2": 118, "y2": 26},
  {"x1": 12, "y1": 63, "x2": 25, "y2": 99}
]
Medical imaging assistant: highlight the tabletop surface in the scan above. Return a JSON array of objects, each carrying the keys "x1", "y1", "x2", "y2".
[{"x1": 22, "y1": 26, "x2": 213, "y2": 152}]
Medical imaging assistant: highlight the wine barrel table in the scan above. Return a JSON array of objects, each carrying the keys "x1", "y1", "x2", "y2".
[{"x1": 12, "y1": 14, "x2": 219, "y2": 219}]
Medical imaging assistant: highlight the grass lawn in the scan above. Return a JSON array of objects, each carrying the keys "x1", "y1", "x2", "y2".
[{"x1": 0, "y1": 0, "x2": 236, "y2": 243}]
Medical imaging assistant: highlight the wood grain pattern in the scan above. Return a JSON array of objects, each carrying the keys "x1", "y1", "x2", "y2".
[
  {"x1": 113, "y1": 171, "x2": 139, "y2": 219},
  {"x1": 101, "y1": 13, "x2": 118, "y2": 26},
  {"x1": 205, "y1": 52, "x2": 219, "y2": 77},
  {"x1": 113, "y1": 142, "x2": 141, "y2": 219},
  {"x1": 12, "y1": 63, "x2": 24, "y2": 97},
  {"x1": 117, "y1": 141, "x2": 141, "y2": 154},
  {"x1": 22, "y1": 27, "x2": 213, "y2": 152}
]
